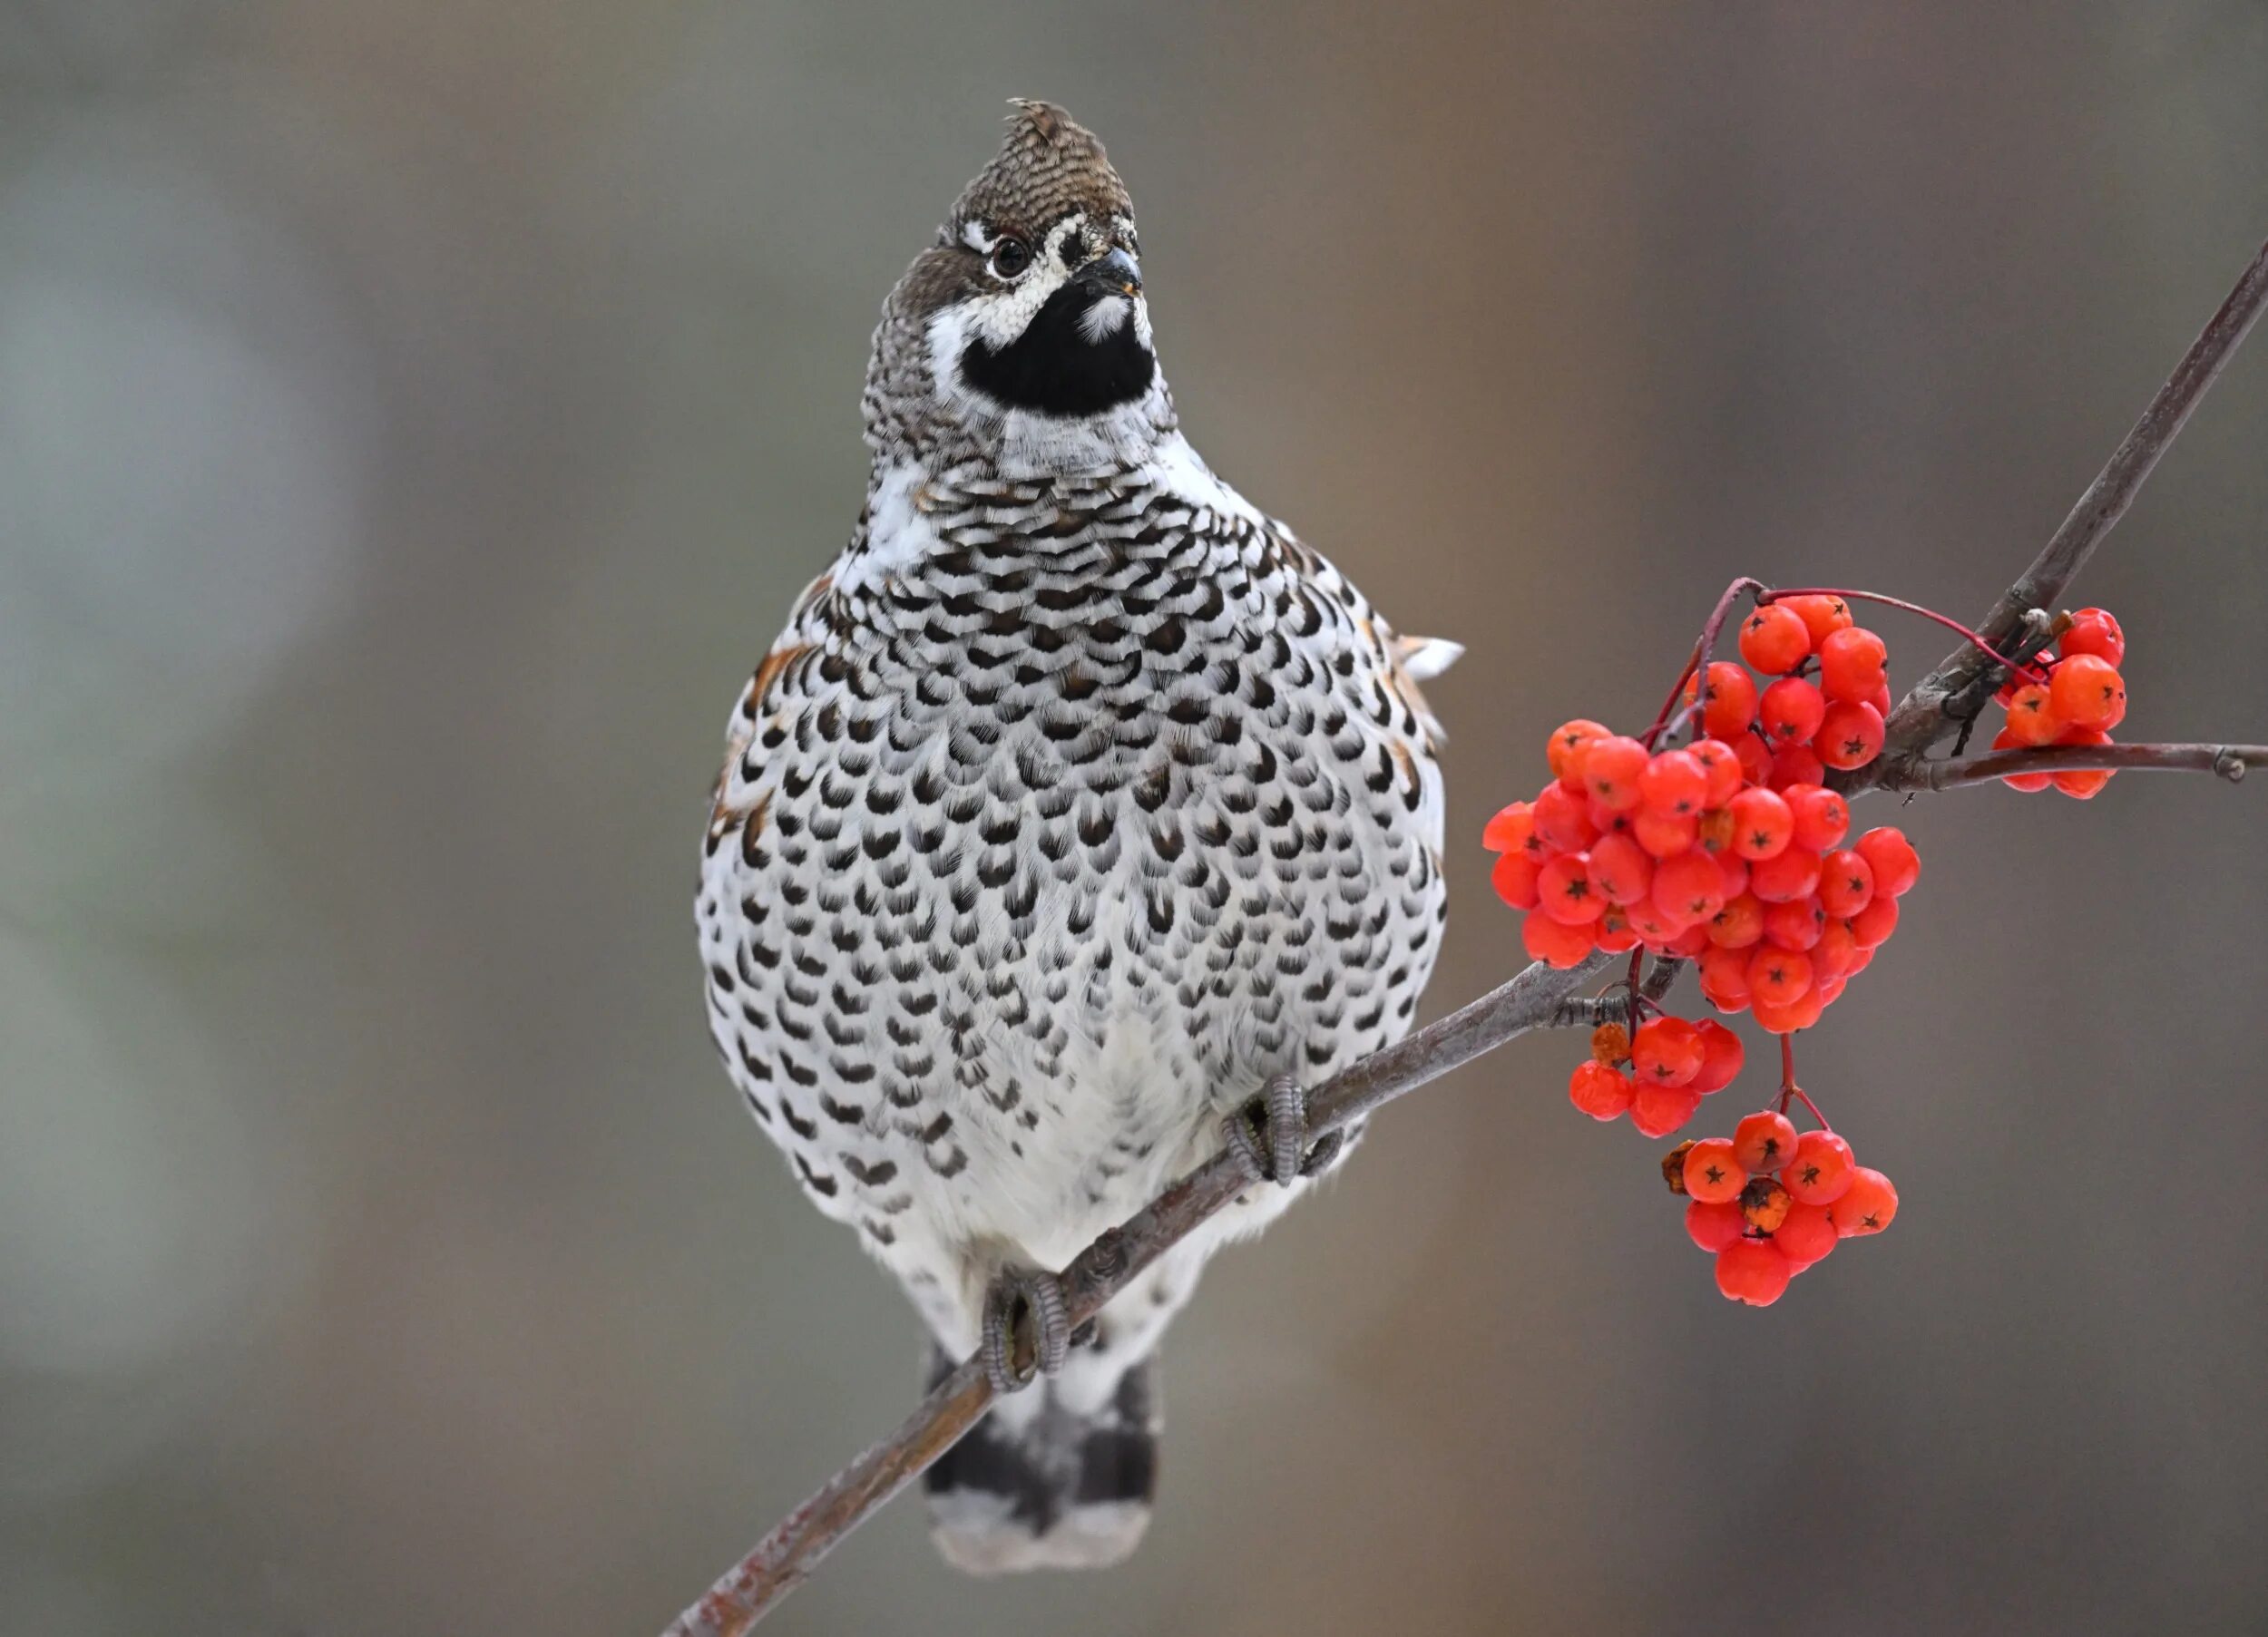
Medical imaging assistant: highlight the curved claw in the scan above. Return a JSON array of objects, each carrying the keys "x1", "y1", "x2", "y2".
[
  {"x1": 980, "y1": 1266, "x2": 1070, "y2": 1394},
  {"x1": 1225, "y1": 1073, "x2": 1342, "y2": 1189}
]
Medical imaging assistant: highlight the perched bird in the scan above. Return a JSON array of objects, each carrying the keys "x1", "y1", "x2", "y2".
[{"x1": 697, "y1": 101, "x2": 1458, "y2": 1574}]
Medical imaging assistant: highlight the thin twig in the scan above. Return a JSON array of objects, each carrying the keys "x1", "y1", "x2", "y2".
[
  {"x1": 1865, "y1": 233, "x2": 2268, "y2": 785},
  {"x1": 1891, "y1": 740, "x2": 2266, "y2": 792},
  {"x1": 660, "y1": 231, "x2": 2268, "y2": 1636}
]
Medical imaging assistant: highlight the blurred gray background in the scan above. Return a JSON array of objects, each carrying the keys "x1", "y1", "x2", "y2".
[{"x1": 5, "y1": 4, "x2": 2267, "y2": 1633}]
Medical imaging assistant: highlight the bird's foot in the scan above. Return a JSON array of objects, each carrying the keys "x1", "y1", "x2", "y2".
[
  {"x1": 1225, "y1": 1073, "x2": 1344, "y2": 1189},
  {"x1": 980, "y1": 1265, "x2": 1072, "y2": 1395}
]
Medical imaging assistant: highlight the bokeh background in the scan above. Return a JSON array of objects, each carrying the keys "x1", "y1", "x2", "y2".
[{"x1": 5, "y1": 4, "x2": 2267, "y2": 1633}]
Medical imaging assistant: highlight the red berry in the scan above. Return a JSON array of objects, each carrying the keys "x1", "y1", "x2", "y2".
[
  {"x1": 1853, "y1": 827, "x2": 1920, "y2": 896},
  {"x1": 1813, "y1": 700, "x2": 1885, "y2": 770},
  {"x1": 1732, "y1": 730, "x2": 1774, "y2": 787},
  {"x1": 1728, "y1": 787, "x2": 1794, "y2": 861},
  {"x1": 1739, "y1": 604, "x2": 1813, "y2": 675},
  {"x1": 1491, "y1": 851, "x2": 1543, "y2": 909},
  {"x1": 1745, "y1": 945, "x2": 1813, "y2": 1007},
  {"x1": 1639, "y1": 749, "x2": 1710, "y2": 817},
  {"x1": 1690, "y1": 1018, "x2": 1745, "y2": 1093},
  {"x1": 1532, "y1": 780, "x2": 1598, "y2": 853},
  {"x1": 1582, "y1": 735, "x2": 1650, "y2": 810},
  {"x1": 1595, "y1": 907, "x2": 1639, "y2": 953},
  {"x1": 1631, "y1": 1016, "x2": 1706, "y2": 1086},
  {"x1": 1686, "y1": 1197, "x2": 1747, "y2": 1252},
  {"x1": 1537, "y1": 853, "x2": 1608, "y2": 924},
  {"x1": 1764, "y1": 896, "x2": 1826, "y2": 950},
  {"x1": 1759, "y1": 677, "x2": 1827, "y2": 745},
  {"x1": 1732, "y1": 1109, "x2": 1799, "y2": 1173},
  {"x1": 1867, "y1": 681, "x2": 1895, "y2": 719},
  {"x1": 2048, "y1": 654, "x2": 2126, "y2": 732},
  {"x1": 1700, "y1": 665, "x2": 1759, "y2": 738},
  {"x1": 2001, "y1": 682, "x2": 2062, "y2": 746},
  {"x1": 1630, "y1": 1079, "x2": 1703, "y2": 1138},
  {"x1": 1633, "y1": 807, "x2": 1700, "y2": 859},
  {"x1": 1782, "y1": 593, "x2": 1855, "y2": 648},
  {"x1": 1682, "y1": 1137, "x2": 1748, "y2": 1203},
  {"x1": 1547, "y1": 719, "x2": 1611, "y2": 790},
  {"x1": 1708, "y1": 892, "x2": 1765, "y2": 950},
  {"x1": 1831, "y1": 1166, "x2": 1899, "y2": 1236},
  {"x1": 1781, "y1": 1129, "x2": 1855, "y2": 1204},
  {"x1": 1483, "y1": 800, "x2": 1534, "y2": 853},
  {"x1": 1992, "y1": 726, "x2": 2055, "y2": 792},
  {"x1": 1812, "y1": 918, "x2": 1859, "y2": 981},
  {"x1": 1569, "y1": 1059, "x2": 1636, "y2": 1120},
  {"x1": 2061, "y1": 607, "x2": 2126, "y2": 666},
  {"x1": 2051, "y1": 725, "x2": 2116, "y2": 799},
  {"x1": 1697, "y1": 945, "x2": 1753, "y2": 1009},
  {"x1": 1712, "y1": 852, "x2": 1750, "y2": 900},
  {"x1": 1774, "y1": 1200, "x2": 1840, "y2": 1266},
  {"x1": 1846, "y1": 892, "x2": 1900, "y2": 949},
  {"x1": 1689, "y1": 737, "x2": 1745, "y2": 808},
  {"x1": 1784, "y1": 785, "x2": 1851, "y2": 853},
  {"x1": 1715, "y1": 1238, "x2": 1794, "y2": 1306},
  {"x1": 1587, "y1": 833, "x2": 1656, "y2": 905},
  {"x1": 1817, "y1": 627, "x2": 1889, "y2": 703},
  {"x1": 1749, "y1": 846, "x2": 1822, "y2": 904},
  {"x1": 1522, "y1": 911, "x2": 1598, "y2": 968},
  {"x1": 1652, "y1": 851, "x2": 1728, "y2": 922},
  {"x1": 1769, "y1": 743, "x2": 1827, "y2": 790},
  {"x1": 1666, "y1": 922, "x2": 1715, "y2": 959},
  {"x1": 1816, "y1": 848, "x2": 1875, "y2": 917}
]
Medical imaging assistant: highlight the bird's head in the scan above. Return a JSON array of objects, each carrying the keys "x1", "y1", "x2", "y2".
[{"x1": 865, "y1": 101, "x2": 1170, "y2": 472}]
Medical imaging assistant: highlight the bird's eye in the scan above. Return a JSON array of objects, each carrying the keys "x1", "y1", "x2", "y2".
[{"x1": 990, "y1": 238, "x2": 1031, "y2": 278}]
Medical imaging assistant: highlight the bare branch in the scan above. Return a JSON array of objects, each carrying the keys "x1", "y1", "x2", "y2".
[
  {"x1": 1890, "y1": 740, "x2": 2266, "y2": 792},
  {"x1": 1866, "y1": 233, "x2": 2268, "y2": 784},
  {"x1": 660, "y1": 232, "x2": 2268, "y2": 1636}
]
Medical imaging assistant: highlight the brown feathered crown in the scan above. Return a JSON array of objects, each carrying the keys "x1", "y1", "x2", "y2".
[{"x1": 943, "y1": 101, "x2": 1134, "y2": 245}]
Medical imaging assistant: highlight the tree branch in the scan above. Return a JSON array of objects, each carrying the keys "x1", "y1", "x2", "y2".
[
  {"x1": 1889, "y1": 740, "x2": 2265, "y2": 792},
  {"x1": 660, "y1": 231, "x2": 2268, "y2": 1636},
  {"x1": 1864, "y1": 233, "x2": 2268, "y2": 786}
]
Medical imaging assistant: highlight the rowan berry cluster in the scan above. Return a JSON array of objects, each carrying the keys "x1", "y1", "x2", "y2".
[
  {"x1": 1989, "y1": 606, "x2": 2129, "y2": 797},
  {"x1": 1487, "y1": 585, "x2": 1963, "y2": 1305},
  {"x1": 1485, "y1": 592, "x2": 1921, "y2": 1041},
  {"x1": 1667, "y1": 1112, "x2": 1899, "y2": 1307}
]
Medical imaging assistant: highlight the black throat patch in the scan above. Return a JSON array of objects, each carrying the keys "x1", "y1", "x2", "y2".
[{"x1": 960, "y1": 281, "x2": 1155, "y2": 419}]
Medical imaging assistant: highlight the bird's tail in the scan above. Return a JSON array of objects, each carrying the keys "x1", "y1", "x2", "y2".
[{"x1": 922, "y1": 1342, "x2": 1160, "y2": 1574}]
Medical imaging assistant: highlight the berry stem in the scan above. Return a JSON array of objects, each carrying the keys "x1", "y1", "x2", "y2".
[
  {"x1": 1645, "y1": 576, "x2": 1767, "y2": 749},
  {"x1": 1760, "y1": 586, "x2": 2049, "y2": 682}
]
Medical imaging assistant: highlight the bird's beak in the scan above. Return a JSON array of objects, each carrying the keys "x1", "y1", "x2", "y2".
[{"x1": 1076, "y1": 246, "x2": 1142, "y2": 299}]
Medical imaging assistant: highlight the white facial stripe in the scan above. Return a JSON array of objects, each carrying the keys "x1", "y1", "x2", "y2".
[{"x1": 1076, "y1": 296, "x2": 1131, "y2": 344}]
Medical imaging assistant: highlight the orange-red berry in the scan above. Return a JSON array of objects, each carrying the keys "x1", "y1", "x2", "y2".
[
  {"x1": 1630, "y1": 1079, "x2": 1703, "y2": 1138},
  {"x1": 2001, "y1": 683, "x2": 2062, "y2": 746},
  {"x1": 2051, "y1": 725, "x2": 2116, "y2": 799},
  {"x1": 1683, "y1": 1137, "x2": 1748, "y2": 1203},
  {"x1": 1633, "y1": 807, "x2": 1700, "y2": 859},
  {"x1": 1587, "y1": 833, "x2": 1656, "y2": 905},
  {"x1": 1764, "y1": 897, "x2": 1826, "y2": 951},
  {"x1": 1991, "y1": 726, "x2": 2055, "y2": 792},
  {"x1": 1759, "y1": 677, "x2": 1827, "y2": 745},
  {"x1": 1697, "y1": 945, "x2": 1753, "y2": 1010},
  {"x1": 1749, "y1": 846, "x2": 1822, "y2": 905},
  {"x1": 1699, "y1": 663, "x2": 1759, "y2": 737},
  {"x1": 1853, "y1": 827, "x2": 1920, "y2": 896},
  {"x1": 1746, "y1": 945, "x2": 1813, "y2": 1007},
  {"x1": 1784, "y1": 784, "x2": 1850, "y2": 853},
  {"x1": 1781, "y1": 1129, "x2": 1856, "y2": 1205},
  {"x1": 1816, "y1": 849, "x2": 1875, "y2": 917},
  {"x1": 1690, "y1": 737, "x2": 1745, "y2": 807},
  {"x1": 1639, "y1": 749, "x2": 1710, "y2": 817},
  {"x1": 1732, "y1": 1109, "x2": 1799, "y2": 1173},
  {"x1": 1708, "y1": 892, "x2": 1765, "y2": 950},
  {"x1": 1653, "y1": 851, "x2": 1728, "y2": 923},
  {"x1": 1774, "y1": 1200, "x2": 1841, "y2": 1267},
  {"x1": 1547, "y1": 719, "x2": 1611, "y2": 789},
  {"x1": 1568, "y1": 1058, "x2": 1636, "y2": 1120},
  {"x1": 1846, "y1": 892, "x2": 1900, "y2": 949},
  {"x1": 1782, "y1": 593, "x2": 1854, "y2": 647},
  {"x1": 1769, "y1": 743, "x2": 1828, "y2": 790},
  {"x1": 1537, "y1": 853, "x2": 1607, "y2": 924},
  {"x1": 1716, "y1": 1237, "x2": 1794, "y2": 1306},
  {"x1": 1739, "y1": 604, "x2": 1813, "y2": 675},
  {"x1": 1523, "y1": 911, "x2": 1598, "y2": 969},
  {"x1": 1532, "y1": 780, "x2": 1598, "y2": 853},
  {"x1": 1690, "y1": 1018, "x2": 1745, "y2": 1093},
  {"x1": 1686, "y1": 1197, "x2": 1747, "y2": 1252},
  {"x1": 2048, "y1": 654, "x2": 2126, "y2": 733},
  {"x1": 1728, "y1": 787, "x2": 1794, "y2": 861},
  {"x1": 1814, "y1": 700, "x2": 1885, "y2": 770},
  {"x1": 2061, "y1": 607, "x2": 2126, "y2": 666},
  {"x1": 1817, "y1": 626, "x2": 1889, "y2": 703},
  {"x1": 1582, "y1": 735, "x2": 1650, "y2": 810},
  {"x1": 1491, "y1": 851, "x2": 1542, "y2": 909},
  {"x1": 1831, "y1": 1166, "x2": 1900, "y2": 1236},
  {"x1": 1631, "y1": 1016, "x2": 1706, "y2": 1086}
]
